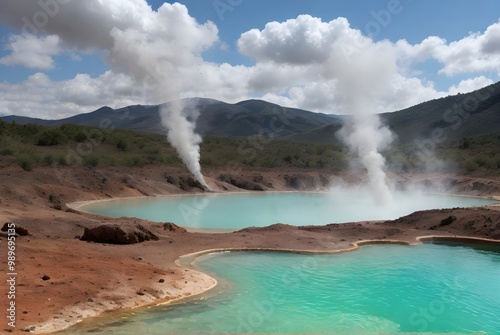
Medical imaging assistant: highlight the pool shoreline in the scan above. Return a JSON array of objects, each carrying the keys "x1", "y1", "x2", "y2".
[
  {"x1": 67, "y1": 190, "x2": 500, "y2": 212},
  {"x1": 42, "y1": 234, "x2": 500, "y2": 335},
  {"x1": 66, "y1": 190, "x2": 500, "y2": 233},
  {"x1": 177, "y1": 234, "x2": 500, "y2": 267}
]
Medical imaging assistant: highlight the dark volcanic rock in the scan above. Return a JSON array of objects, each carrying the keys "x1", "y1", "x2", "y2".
[
  {"x1": 164, "y1": 174, "x2": 177, "y2": 185},
  {"x1": 163, "y1": 222, "x2": 187, "y2": 233},
  {"x1": 253, "y1": 175, "x2": 273, "y2": 188},
  {"x1": 217, "y1": 174, "x2": 264, "y2": 191},
  {"x1": 283, "y1": 174, "x2": 317, "y2": 190},
  {"x1": 439, "y1": 215, "x2": 457, "y2": 227},
  {"x1": 178, "y1": 176, "x2": 205, "y2": 191},
  {"x1": 1, "y1": 222, "x2": 30, "y2": 236},
  {"x1": 49, "y1": 194, "x2": 67, "y2": 211},
  {"x1": 80, "y1": 223, "x2": 159, "y2": 245}
]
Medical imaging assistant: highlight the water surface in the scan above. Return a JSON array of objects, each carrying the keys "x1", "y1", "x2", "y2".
[
  {"x1": 79, "y1": 192, "x2": 496, "y2": 230},
  {"x1": 60, "y1": 243, "x2": 500, "y2": 334}
]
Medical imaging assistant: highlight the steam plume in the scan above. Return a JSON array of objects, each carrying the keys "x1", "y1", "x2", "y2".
[
  {"x1": 334, "y1": 42, "x2": 396, "y2": 204},
  {"x1": 160, "y1": 100, "x2": 210, "y2": 189},
  {"x1": 339, "y1": 114, "x2": 393, "y2": 203},
  {"x1": 97, "y1": 3, "x2": 216, "y2": 189}
]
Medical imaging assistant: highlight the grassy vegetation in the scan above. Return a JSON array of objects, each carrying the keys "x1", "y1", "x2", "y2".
[
  {"x1": 201, "y1": 136, "x2": 347, "y2": 170},
  {"x1": 0, "y1": 121, "x2": 180, "y2": 170},
  {"x1": 0, "y1": 120, "x2": 348, "y2": 171},
  {"x1": 384, "y1": 133, "x2": 500, "y2": 176},
  {"x1": 0, "y1": 119, "x2": 498, "y2": 175},
  {"x1": 439, "y1": 134, "x2": 500, "y2": 175}
]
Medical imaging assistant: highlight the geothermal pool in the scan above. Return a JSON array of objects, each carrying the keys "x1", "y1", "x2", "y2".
[
  {"x1": 61, "y1": 243, "x2": 500, "y2": 334},
  {"x1": 78, "y1": 191, "x2": 496, "y2": 230}
]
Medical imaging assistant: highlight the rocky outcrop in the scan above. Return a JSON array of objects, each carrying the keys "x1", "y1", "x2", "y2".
[
  {"x1": 1, "y1": 222, "x2": 30, "y2": 236},
  {"x1": 164, "y1": 174, "x2": 207, "y2": 191},
  {"x1": 284, "y1": 174, "x2": 328, "y2": 190},
  {"x1": 386, "y1": 208, "x2": 500, "y2": 239},
  {"x1": 163, "y1": 222, "x2": 187, "y2": 233},
  {"x1": 217, "y1": 174, "x2": 264, "y2": 191},
  {"x1": 49, "y1": 194, "x2": 67, "y2": 211},
  {"x1": 80, "y1": 223, "x2": 159, "y2": 245}
]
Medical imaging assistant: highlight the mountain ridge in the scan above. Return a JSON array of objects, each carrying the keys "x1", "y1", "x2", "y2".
[{"x1": 2, "y1": 82, "x2": 499, "y2": 144}]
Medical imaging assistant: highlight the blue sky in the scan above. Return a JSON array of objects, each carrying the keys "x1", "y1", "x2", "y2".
[
  {"x1": 3, "y1": 0, "x2": 499, "y2": 84},
  {"x1": 0, "y1": 0, "x2": 499, "y2": 117},
  {"x1": 174, "y1": 0, "x2": 500, "y2": 90}
]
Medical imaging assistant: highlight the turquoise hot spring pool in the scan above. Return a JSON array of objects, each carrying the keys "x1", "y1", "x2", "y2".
[
  {"x1": 76, "y1": 191, "x2": 497, "y2": 230},
  {"x1": 65, "y1": 192, "x2": 499, "y2": 334},
  {"x1": 60, "y1": 243, "x2": 500, "y2": 334}
]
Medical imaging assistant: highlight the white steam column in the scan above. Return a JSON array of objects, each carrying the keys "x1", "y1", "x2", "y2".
[
  {"x1": 335, "y1": 42, "x2": 395, "y2": 204},
  {"x1": 160, "y1": 100, "x2": 212, "y2": 190}
]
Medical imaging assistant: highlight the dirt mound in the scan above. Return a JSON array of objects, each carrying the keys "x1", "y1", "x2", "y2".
[
  {"x1": 163, "y1": 222, "x2": 187, "y2": 233},
  {"x1": 385, "y1": 208, "x2": 500, "y2": 239},
  {"x1": 80, "y1": 223, "x2": 159, "y2": 244},
  {"x1": 238, "y1": 223, "x2": 295, "y2": 233}
]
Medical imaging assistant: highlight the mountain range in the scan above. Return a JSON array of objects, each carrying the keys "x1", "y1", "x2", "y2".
[{"x1": 2, "y1": 81, "x2": 499, "y2": 144}]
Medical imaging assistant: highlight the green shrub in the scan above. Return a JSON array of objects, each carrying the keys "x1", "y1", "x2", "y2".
[
  {"x1": 23, "y1": 124, "x2": 42, "y2": 135},
  {"x1": 116, "y1": 139, "x2": 128, "y2": 151},
  {"x1": 146, "y1": 147, "x2": 160, "y2": 155},
  {"x1": 37, "y1": 129, "x2": 68, "y2": 146},
  {"x1": 135, "y1": 140, "x2": 146, "y2": 149},
  {"x1": 41, "y1": 154, "x2": 55, "y2": 165},
  {"x1": 474, "y1": 154, "x2": 489, "y2": 167},
  {"x1": 463, "y1": 159, "x2": 479, "y2": 172},
  {"x1": 74, "y1": 131, "x2": 87, "y2": 143},
  {"x1": 59, "y1": 124, "x2": 92, "y2": 143},
  {"x1": 83, "y1": 155, "x2": 99, "y2": 167},
  {"x1": 120, "y1": 155, "x2": 146, "y2": 167},
  {"x1": 17, "y1": 156, "x2": 33, "y2": 171},
  {"x1": 459, "y1": 138, "x2": 470, "y2": 149},
  {"x1": 58, "y1": 155, "x2": 68, "y2": 166},
  {"x1": 0, "y1": 148, "x2": 14, "y2": 156},
  {"x1": 200, "y1": 157, "x2": 213, "y2": 166}
]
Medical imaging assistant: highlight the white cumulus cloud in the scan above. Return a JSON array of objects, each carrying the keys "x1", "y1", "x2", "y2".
[
  {"x1": 397, "y1": 20, "x2": 500, "y2": 76},
  {"x1": 0, "y1": 71, "x2": 151, "y2": 118},
  {"x1": 0, "y1": 34, "x2": 61, "y2": 69},
  {"x1": 448, "y1": 76, "x2": 494, "y2": 95},
  {"x1": 0, "y1": 2, "x2": 498, "y2": 118},
  {"x1": 238, "y1": 16, "x2": 354, "y2": 65}
]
